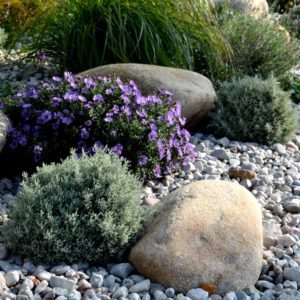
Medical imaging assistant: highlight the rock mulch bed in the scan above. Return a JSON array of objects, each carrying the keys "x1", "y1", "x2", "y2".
[
  {"x1": 1, "y1": 133, "x2": 300, "y2": 299},
  {"x1": 2, "y1": 54, "x2": 300, "y2": 299}
]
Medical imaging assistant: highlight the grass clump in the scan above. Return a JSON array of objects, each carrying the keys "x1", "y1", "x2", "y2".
[
  {"x1": 11, "y1": 0, "x2": 229, "y2": 75},
  {"x1": 218, "y1": 14, "x2": 300, "y2": 81},
  {"x1": 3, "y1": 148, "x2": 145, "y2": 264},
  {"x1": 210, "y1": 76, "x2": 297, "y2": 145}
]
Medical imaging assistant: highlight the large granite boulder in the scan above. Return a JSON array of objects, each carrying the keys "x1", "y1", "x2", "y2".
[
  {"x1": 214, "y1": 0, "x2": 269, "y2": 17},
  {"x1": 0, "y1": 112, "x2": 10, "y2": 153},
  {"x1": 80, "y1": 64, "x2": 216, "y2": 129},
  {"x1": 129, "y1": 180, "x2": 263, "y2": 295}
]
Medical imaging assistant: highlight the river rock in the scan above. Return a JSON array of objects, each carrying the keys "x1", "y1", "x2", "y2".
[
  {"x1": 129, "y1": 180, "x2": 263, "y2": 295},
  {"x1": 80, "y1": 64, "x2": 216, "y2": 129}
]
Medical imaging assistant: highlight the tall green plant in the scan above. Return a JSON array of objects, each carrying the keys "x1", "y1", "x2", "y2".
[
  {"x1": 13, "y1": 0, "x2": 230, "y2": 75},
  {"x1": 215, "y1": 14, "x2": 300, "y2": 81}
]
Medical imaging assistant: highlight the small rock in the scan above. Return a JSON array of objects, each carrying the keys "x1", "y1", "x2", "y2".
[
  {"x1": 223, "y1": 291, "x2": 237, "y2": 300},
  {"x1": 36, "y1": 271, "x2": 52, "y2": 282},
  {"x1": 49, "y1": 275, "x2": 75, "y2": 292},
  {"x1": 90, "y1": 272, "x2": 104, "y2": 288},
  {"x1": 165, "y1": 288, "x2": 175, "y2": 298},
  {"x1": 112, "y1": 286, "x2": 128, "y2": 299},
  {"x1": 103, "y1": 274, "x2": 115, "y2": 288},
  {"x1": 21, "y1": 279, "x2": 34, "y2": 290},
  {"x1": 186, "y1": 288, "x2": 209, "y2": 300},
  {"x1": 110, "y1": 263, "x2": 134, "y2": 279},
  {"x1": 284, "y1": 199, "x2": 300, "y2": 213},
  {"x1": 228, "y1": 168, "x2": 256, "y2": 180},
  {"x1": 78, "y1": 278, "x2": 91, "y2": 291},
  {"x1": 217, "y1": 137, "x2": 230, "y2": 147},
  {"x1": 277, "y1": 234, "x2": 297, "y2": 247},
  {"x1": 129, "y1": 279, "x2": 151, "y2": 293},
  {"x1": 283, "y1": 267, "x2": 300, "y2": 286},
  {"x1": 294, "y1": 187, "x2": 300, "y2": 196},
  {"x1": 211, "y1": 149, "x2": 230, "y2": 161},
  {"x1": 35, "y1": 280, "x2": 48, "y2": 294},
  {"x1": 18, "y1": 288, "x2": 34, "y2": 300},
  {"x1": 272, "y1": 143, "x2": 286, "y2": 155},
  {"x1": 128, "y1": 293, "x2": 141, "y2": 300},
  {"x1": 200, "y1": 283, "x2": 217, "y2": 294},
  {"x1": 5, "y1": 270, "x2": 20, "y2": 287},
  {"x1": 154, "y1": 290, "x2": 167, "y2": 300}
]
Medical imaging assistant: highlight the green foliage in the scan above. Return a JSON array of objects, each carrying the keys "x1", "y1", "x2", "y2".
[
  {"x1": 0, "y1": 0, "x2": 55, "y2": 46},
  {"x1": 210, "y1": 76, "x2": 297, "y2": 145},
  {"x1": 217, "y1": 14, "x2": 300, "y2": 81},
  {"x1": 0, "y1": 27, "x2": 8, "y2": 48},
  {"x1": 0, "y1": 80, "x2": 18, "y2": 99},
  {"x1": 3, "y1": 149, "x2": 146, "y2": 264},
  {"x1": 279, "y1": 73, "x2": 300, "y2": 104},
  {"x1": 12, "y1": 0, "x2": 229, "y2": 75},
  {"x1": 281, "y1": 4, "x2": 300, "y2": 39}
]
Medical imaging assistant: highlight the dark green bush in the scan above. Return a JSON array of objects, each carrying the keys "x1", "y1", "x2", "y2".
[
  {"x1": 210, "y1": 76, "x2": 297, "y2": 145},
  {"x1": 279, "y1": 73, "x2": 300, "y2": 104},
  {"x1": 15, "y1": 0, "x2": 229, "y2": 75},
  {"x1": 217, "y1": 14, "x2": 300, "y2": 81},
  {"x1": 3, "y1": 149, "x2": 145, "y2": 264}
]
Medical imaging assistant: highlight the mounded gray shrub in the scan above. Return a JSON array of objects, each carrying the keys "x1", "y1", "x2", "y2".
[
  {"x1": 3, "y1": 149, "x2": 145, "y2": 264},
  {"x1": 210, "y1": 76, "x2": 298, "y2": 145}
]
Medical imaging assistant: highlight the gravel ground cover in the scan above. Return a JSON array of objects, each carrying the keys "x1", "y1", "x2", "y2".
[{"x1": 1, "y1": 57, "x2": 300, "y2": 300}]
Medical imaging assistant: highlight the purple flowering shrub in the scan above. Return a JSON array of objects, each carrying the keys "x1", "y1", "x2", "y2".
[{"x1": 1, "y1": 73, "x2": 195, "y2": 179}]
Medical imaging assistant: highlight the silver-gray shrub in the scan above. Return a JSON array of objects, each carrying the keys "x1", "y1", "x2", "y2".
[
  {"x1": 3, "y1": 149, "x2": 145, "y2": 264},
  {"x1": 210, "y1": 76, "x2": 298, "y2": 145}
]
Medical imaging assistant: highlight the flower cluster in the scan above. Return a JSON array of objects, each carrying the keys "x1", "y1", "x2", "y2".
[{"x1": 1, "y1": 73, "x2": 195, "y2": 179}]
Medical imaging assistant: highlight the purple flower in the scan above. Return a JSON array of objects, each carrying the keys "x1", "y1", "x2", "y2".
[
  {"x1": 61, "y1": 116, "x2": 73, "y2": 125},
  {"x1": 141, "y1": 119, "x2": 148, "y2": 126},
  {"x1": 153, "y1": 165, "x2": 161, "y2": 178},
  {"x1": 22, "y1": 124, "x2": 30, "y2": 132},
  {"x1": 110, "y1": 130, "x2": 117, "y2": 137},
  {"x1": 158, "y1": 89, "x2": 173, "y2": 96},
  {"x1": 93, "y1": 94, "x2": 104, "y2": 103},
  {"x1": 80, "y1": 128, "x2": 89, "y2": 139},
  {"x1": 17, "y1": 134, "x2": 27, "y2": 146},
  {"x1": 94, "y1": 141, "x2": 104, "y2": 150},
  {"x1": 52, "y1": 97, "x2": 62, "y2": 107},
  {"x1": 22, "y1": 103, "x2": 32, "y2": 109},
  {"x1": 111, "y1": 143, "x2": 123, "y2": 155},
  {"x1": 121, "y1": 95, "x2": 131, "y2": 104},
  {"x1": 105, "y1": 89, "x2": 113, "y2": 95},
  {"x1": 157, "y1": 139, "x2": 165, "y2": 160},
  {"x1": 33, "y1": 145, "x2": 43, "y2": 162},
  {"x1": 104, "y1": 113, "x2": 113, "y2": 123},
  {"x1": 136, "y1": 109, "x2": 147, "y2": 118},
  {"x1": 37, "y1": 110, "x2": 52, "y2": 124},
  {"x1": 52, "y1": 76, "x2": 62, "y2": 82},
  {"x1": 37, "y1": 52, "x2": 46, "y2": 61},
  {"x1": 138, "y1": 155, "x2": 148, "y2": 166},
  {"x1": 27, "y1": 87, "x2": 38, "y2": 99},
  {"x1": 112, "y1": 105, "x2": 120, "y2": 114},
  {"x1": 64, "y1": 91, "x2": 78, "y2": 102},
  {"x1": 85, "y1": 120, "x2": 92, "y2": 127},
  {"x1": 84, "y1": 78, "x2": 97, "y2": 89},
  {"x1": 166, "y1": 110, "x2": 175, "y2": 125},
  {"x1": 78, "y1": 95, "x2": 87, "y2": 103},
  {"x1": 121, "y1": 106, "x2": 131, "y2": 116}
]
